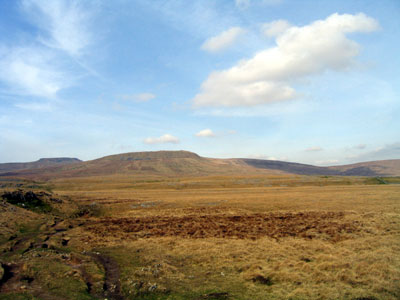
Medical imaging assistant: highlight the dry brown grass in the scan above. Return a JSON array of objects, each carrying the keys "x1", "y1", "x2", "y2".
[
  {"x1": 1, "y1": 175, "x2": 399, "y2": 299},
  {"x1": 48, "y1": 175, "x2": 400, "y2": 299},
  {"x1": 86, "y1": 211, "x2": 362, "y2": 241}
]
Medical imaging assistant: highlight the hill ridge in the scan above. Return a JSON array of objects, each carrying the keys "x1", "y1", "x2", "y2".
[{"x1": 0, "y1": 151, "x2": 398, "y2": 178}]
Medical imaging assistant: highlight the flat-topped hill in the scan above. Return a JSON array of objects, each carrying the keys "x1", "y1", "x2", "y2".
[
  {"x1": 0, "y1": 157, "x2": 81, "y2": 173},
  {"x1": 93, "y1": 150, "x2": 201, "y2": 161}
]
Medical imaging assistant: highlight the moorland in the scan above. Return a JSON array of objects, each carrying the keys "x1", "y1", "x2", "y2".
[{"x1": 0, "y1": 151, "x2": 399, "y2": 300}]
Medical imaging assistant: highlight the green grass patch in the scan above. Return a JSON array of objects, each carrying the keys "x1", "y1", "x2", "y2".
[
  {"x1": 364, "y1": 177, "x2": 388, "y2": 185},
  {"x1": 29, "y1": 258, "x2": 93, "y2": 300}
]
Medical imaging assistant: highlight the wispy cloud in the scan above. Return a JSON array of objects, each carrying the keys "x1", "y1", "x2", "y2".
[
  {"x1": 0, "y1": 0, "x2": 95, "y2": 100},
  {"x1": 305, "y1": 146, "x2": 323, "y2": 152},
  {"x1": 120, "y1": 93, "x2": 156, "y2": 102},
  {"x1": 21, "y1": 0, "x2": 93, "y2": 57},
  {"x1": 195, "y1": 129, "x2": 215, "y2": 137},
  {"x1": 348, "y1": 142, "x2": 400, "y2": 162},
  {"x1": 192, "y1": 13, "x2": 379, "y2": 108},
  {"x1": 202, "y1": 27, "x2": 246, "y2": 53},
  {"x1": 0, "y1": 47, "x2": 65, "y2": 98},
  {"x1": 143, "y1": 134, "x2": 180, "y2": 145}
]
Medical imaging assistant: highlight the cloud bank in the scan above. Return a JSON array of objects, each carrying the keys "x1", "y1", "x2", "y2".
[{"x1": 193, "y1": 13, "x2": 379, "y2": 108}]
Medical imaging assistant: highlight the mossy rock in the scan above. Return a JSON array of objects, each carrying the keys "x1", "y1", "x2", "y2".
[{"x1": 1, "y1": 190, "x2": 52, "y2": 213}]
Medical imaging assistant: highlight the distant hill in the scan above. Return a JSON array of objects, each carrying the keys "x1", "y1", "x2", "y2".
[
  {"x1": 0, "y1": 151, "x2": 398, "y2": 179},
  {"x1": 240, "y1": 158, "x2": 400, "y2": 176},
  {"x1": 240, "y1": 159, "x2": 339, "y2": 176},
  {"x1": 0, "y1": 151, "x2": 268, "y2": 180},
  {"x1": 328, "y1": 159, "x2": 400, "y2": 176},
  {"x1": 0, "y1": 158, "x2": 81, "y2": 174}
]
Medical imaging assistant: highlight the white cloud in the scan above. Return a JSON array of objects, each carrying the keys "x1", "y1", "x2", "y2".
[
  {"x1": 121, "y1": 93, "x2": 156, "y2": 102},
  {"x1": 143, "y1": 134, "x2": 180, "y2": 145},
  {"x1": 201, "y1": 27, "x2": 246, "y2": 53},
  {"x1": 305, "y1": 146, "x2": 323, "y2": 152},
  {"x1": 0, "y1": 47, "x2": 65, "y2": 98},
  {"x1": 192, "y1": 13, "x2": 379, "y2": 107},
  {"x1": 195, "y1": 129, "x2": 215, "y2": 137},
  {"x1": 22, "y1": 0, "x2": 93, "y2": 57},
  {"x1": 262, "y1": 20, "x2": 291, "y2": 37}
]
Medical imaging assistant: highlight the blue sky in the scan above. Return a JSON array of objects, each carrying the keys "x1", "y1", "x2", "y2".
[{"x1": 0, "y1": 0, "x2": 399, "y2": 165}]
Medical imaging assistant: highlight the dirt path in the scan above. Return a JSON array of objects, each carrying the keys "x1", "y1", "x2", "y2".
[{"x1": 88, "y1": 252, "x2": 125, "y2": 300}]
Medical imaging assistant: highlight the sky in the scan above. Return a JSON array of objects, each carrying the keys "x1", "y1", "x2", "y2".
[{"x1": 0, "y1": 0, "x2": 399, "y2": 165}]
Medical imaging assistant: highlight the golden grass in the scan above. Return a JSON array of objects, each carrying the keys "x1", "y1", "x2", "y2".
[
  {"x1": 103, "y1": 233, "x2": 399, "y2": 299},
  {"x1": 1, "y1": 175, "x2": 399, "y2": 299},
  {"x1": 48, "y1": 175, "x2": 400, "y2": 299}
]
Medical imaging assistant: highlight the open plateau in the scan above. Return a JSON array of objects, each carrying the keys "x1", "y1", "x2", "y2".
[{"x1": 0, "y1": 151, "x2": 399, "y2": 300}]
